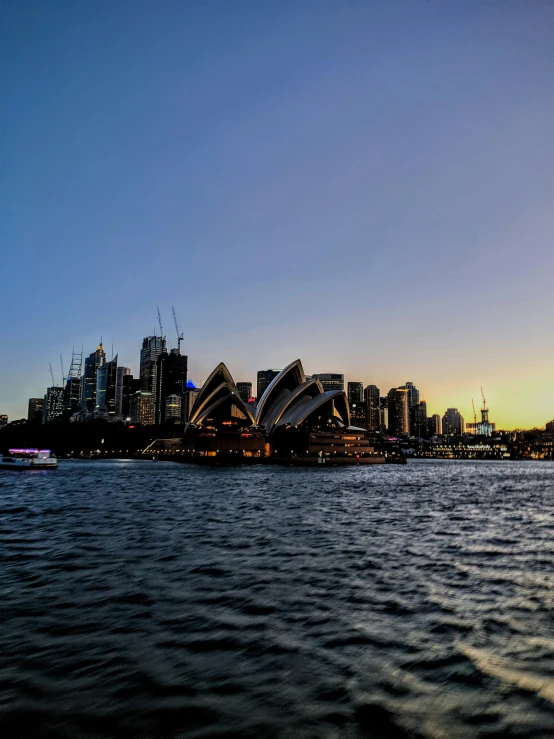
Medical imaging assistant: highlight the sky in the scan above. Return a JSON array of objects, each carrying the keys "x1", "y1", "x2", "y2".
[{"x1": 1, "y1": 0, "x2": 553, "y2": 429}]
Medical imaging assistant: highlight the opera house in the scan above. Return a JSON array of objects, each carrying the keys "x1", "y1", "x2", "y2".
[{"x1": 182, "y1": 359, "x2": 383, "y2": 464}]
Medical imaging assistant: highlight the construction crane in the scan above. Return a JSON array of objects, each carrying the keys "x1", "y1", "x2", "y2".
[
  {"x1": 49, "y1": 363, "x2": 55, "y2": 387},
  {"x1": 172, "y1": 306, "x2": 184, "y2": 354},
  {"x1": 157, "y1": 307, "x2": 165, "y2": 340},
  {"x1": 481, "y1": 387, "x2": 489, "y2": 424},
  {"x1": 60, "y1": 355, "x2": 65, "y2": 385}
]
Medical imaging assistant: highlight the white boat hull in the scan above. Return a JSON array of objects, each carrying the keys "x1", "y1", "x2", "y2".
[{"x1": 0, "y1": 456, "x2": 58, "y2": 469}]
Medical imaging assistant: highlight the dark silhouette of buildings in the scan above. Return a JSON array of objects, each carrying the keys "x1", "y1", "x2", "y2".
[
  {"x1": 28, "y1": 398, "x2": 44, "y2": 423},
  {"x1": 387, "y1": 388, "x2": 409, "y2": 435},
  {"x1": 155, "y1": 349, "x2": 188, "y2": 424},
  {"x1": 257, "y1": 369, "x2": 281, "y2": 400}
]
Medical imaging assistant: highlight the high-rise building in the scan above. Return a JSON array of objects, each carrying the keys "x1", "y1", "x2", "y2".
[
  {"x1": 164, "y1": 394, "x2": 182, "y2": 421},
  {"x1": 64, "y1": 375, "x2": 81, "y2": 418},
  {"x1": 364, "y1": 385, "x2": 381, "y2": 431},
  {"x1": 95, "y1": 355, "x2": 118, "y2": 417},
  {"x1": 184, "y1": 380, "x2": 199, "y2": 422},
  {"x1": 410, "y1": 401, "x2": 428, "y2": 438},
  {"x1": 156, "y1": 349, "x2": 188, "y2": 424},
  {"x1": 43, "y1": 387, "x2": 65, "y2": 423},
  {"x1": 428, "y1": 414, "x2": 442, "y2": 436},
  {"x1": 387, "y1": 388, "x2": 409, "y2": 435},
  {"x1": 380, "y1": 396, "x2": 388, "y2": 431},
  {"x1": 442, "y1": 408, "x2": 465, "y2": 436},
  {"x1": 257, "y1": 369, "x2": 281, "y2": 400},
  {"x1": 130, "y1": 391, "x2": 155, "y2": 426},
  {"x1": 140, "y1": 336, "x2": 166, "y2": 415},
  {"x1": 28, "y1": 398, "x2": 44, "y2": 423},
  {"x1": 82, "y1": 342, "x2": 106, "y2": 412},
  {"x1": 236, "y1": 382, "x2": 253, "y2": 403},
  {"x1": 313, "y1": 373, "x2": 344, "y2": 393},
  {"x1": 0, "y1": 414, "x2": 7, "y2": 426},
  {"x1": 403, "y1": 382, "x2": 420, "y2": 409},
  {"x1": 347, "y1": 382, "x2": 363, "y2": 406},
  {"x1": 115, "y1": 366, "x2": 131, "y2": 416}
]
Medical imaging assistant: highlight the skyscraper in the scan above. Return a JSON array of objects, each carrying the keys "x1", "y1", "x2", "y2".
[
  {"x1": 364, "y1": 385, "x2": 381, "y2": 431},
  {"x1": 313, "y1": 373, "x2": 344, "y2": 393},
  {"x1": 403, "y1": 382, "x2": 420, "y2": 409},
  {"x1": 347, "y1": 382, "x2": 363, "y2": 406},
  {"x1": 257, "y1": 369, "x2": 281, "y2": 400},
  {"x1": 115, "y1": 366, "x2": 131, "y2": 416},
  {"x1": 95, "y1": 355, "x2": 118, "y2": 417},
  {"x1": 43, "y1": 387, "x2": 65, "y2": 423},
  {"x1": 27, "y1": 398, "x2": 44, "y2": 423},
  {"x1": 236, "y1": 382, "x2": 253, "y2": 403},
  {"x1": 428, "y1": 414, "x2": 442, "y2": 436},
  {"x1": 156, "y1": 349, "x2": 188, "y2": 424},
  {"x1": 82, "y1": 342, "x2": 106, "y2": 412},
  {"x1": 140, "y1": 336, "x2": 166, "y2": 414},
  {"x1": 387, "y1": 388, "x2": 409, "y2": 435},
  {"x1": 442, "y1": 408, "x2": 465, "y2": 436},
  {"x1": 410, "y1": 401, "x2": 428, "y2": 438}
]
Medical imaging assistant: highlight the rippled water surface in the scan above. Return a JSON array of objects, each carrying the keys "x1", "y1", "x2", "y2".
[{"x1": 1, "y1": 459, "x2": 554, "y2": 738}]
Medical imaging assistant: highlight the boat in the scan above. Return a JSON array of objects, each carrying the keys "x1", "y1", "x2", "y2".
[{"x1": 0, "y1": 448, "x2": 58, "y2": 469}]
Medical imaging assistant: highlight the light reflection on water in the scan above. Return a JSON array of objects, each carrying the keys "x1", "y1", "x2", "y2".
[{"x1": 1, "y1": 459, "x2": 553, "y2": 738}]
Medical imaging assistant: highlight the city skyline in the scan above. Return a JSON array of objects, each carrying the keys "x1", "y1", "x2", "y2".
[
  {"x1": 0, "y1": 321, "x2": 550, "y2": 432},
  {"x1": 2, "y1": 1, "x2": 553, "y2": 428}
]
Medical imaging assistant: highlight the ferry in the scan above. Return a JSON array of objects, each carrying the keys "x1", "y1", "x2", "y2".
[{"x1": 0, "y1": 449, "x2": 58, "y2": 470}]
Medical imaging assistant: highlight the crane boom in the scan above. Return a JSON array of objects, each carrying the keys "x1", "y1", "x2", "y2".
[
  {"x1": 49, "y1": 363, "x2": 55, "y2": 387},
  {"x1": 60, "y1": 355, "x2": 65, "y2": 385},
  {"x1": 157, "y1": 307, "x2": 164, "y2": 339},
  {"x1": 172, "y1": 306, "x2": 184, "y2": 353}
]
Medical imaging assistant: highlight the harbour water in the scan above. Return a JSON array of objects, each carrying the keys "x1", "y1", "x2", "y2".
[{"x1": 1, "y1": 459, "x2": 553, "y2": 738}]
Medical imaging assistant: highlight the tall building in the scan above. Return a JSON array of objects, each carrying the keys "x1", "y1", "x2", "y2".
[
  {"x1": 140, "y1": 336, "x2": 166, "y2": 415},
  {"x1": 0, "y1": 414, "x2": 7, "y2": 427},
  {"x1": 387, "y1": 388, "x2": 409, "y2": 435},
  {"x1": 95, "y1": 355, "x2": 118, "y2": 417},
  {"x1": 257, "y1": 369, "x2": 281, "y2": 399},
  {"x1": 43, "y1": 387, "x2": 65, "y2": 423},
  {"x1": 410, "y1": 401, "x2": 428, "y2": 438},
  {"x1": 313, "y1": 373, "x2": 344, "y2": 393},
  {"x1": 428, "y1": 414, "x2": 442, "y2": 436},
  {"x1": 347, "y1": 382, "x2": 363, "y2": 406},
  {"x1": 236, "y1": 382, "x2": 253, "y2": 403},
  {"x1": 156, "y1": 349, "x2": 188, "y2": 424},
  {"x1": 380, "y1": 396, "x2": 388, "y2": 431},
  {"x1": 184, "y1": 380, "x2": 199, "y2": 422},
  {"x1": 28, "y1": 398, "x2": 44, "y2": 423},
  {"x1": 403, "y1": 382, "x2": 420, "y2": 409},
  {"x1": 364, "y1": 385, "x2": 381, "y2": 431},
  {"x1": 442, "y1": 408, "x2": 465, "y2": 436},
  {"x1": 82, "y1": 342, "x2": 106, "y2": 412},
  {"x1": 164, "y1": 394, "x2": 182, "y2": 421},
  {"x1": 130, "y1": 391, "x2": 155, "y2": 426},
  {"x1": 115, "y1": 366, "x2": 131, "y2": 416},
  {"x1": 63, "y1": 348, "x2": 83, "y2": 418}
]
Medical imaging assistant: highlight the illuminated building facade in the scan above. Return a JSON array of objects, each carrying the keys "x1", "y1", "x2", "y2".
[
  {"x1": 364, "y1": 385, "x2": 381, "y2": 431},
  {"x1": 82, "y1": 342, "x2": 106, "y2": 412},
  {"x1": 43, "y1": 387, "x2": 65, "y2": 423},
  {"x1": 313, "y1": 373, "x2": 344, "y2": 393},
  {"x1": 236, "y1": 382, "x2": 252, "y2": 403},
  {"x1": 140, "y1": 336, "x2": 166, "y2": 415},
  {"x1": 95, "y1": 356, "x2": 118, "y2": 417},
  {"x1": 155, "y1": 349, "x2": 188, "y2": 424}
]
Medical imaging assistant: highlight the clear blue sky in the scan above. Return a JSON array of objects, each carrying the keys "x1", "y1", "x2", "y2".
[{"x1": 2, "y1": 0, "x2": 553, "y2": 427}]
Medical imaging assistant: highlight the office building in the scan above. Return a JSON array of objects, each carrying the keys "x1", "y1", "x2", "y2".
[
  {"x1": 115, "y1": 366, "x2": 131, "y2": 416},
  {"x1": 130, "y1": 391, "x2": 155, "y2": 426},
  {"x1": 347, "y1": 382, "x2": 363, "y2": 406},
  {"x1": 64, "y1": 376, "x2": 81, "y2": 418},
  {"x1": 82, "y1": 342, "x2": 106, "y2": 412},
  {"x1": 140, "y1": 336, "x2": 166, "y2": 416},
  {"x1": 184, "y1": 380, "x2": 199, "y2": 422},
  {"x1": 410, "y1": 401, "x2": 428, "y2": 438},
  {"x1": 27, "y1": 398, "x2": 44, "y2": 423},
  {"x1": 380, "y1": 396, "x2": 388, "y2": 431},
  {"x1": 156, "y1": 349, "x2": 188, "y2": 424},
  {"x1": 387, "y1": 388, "x2": 409, "y2": 435},
  {"x1": 364, "y1": 385, "x2": 381, "y2": 431},
  {"x1": 257, "y1": 369, "x2": 281, "y2": 400},
  {"x1": 442, "y1": 408, "x2": 465, "y2": 436},
  {"x1": 95, "y1": 356, "x2": 118, "y2": 417},
  {"x1": 313, "y1": 373, "x2": 344, "y2": 393},
  {"x1": 236, "y1": 382, "x2": 253, "y2": 404},
  {"x1": 43, "y1": 387, "x2": 65, "y2": 423},
  {"x1": 403, "y1": 382, "x2": 420, "y2": 409},
  {"x1": 428, "y1": 414, "x2": 442, "y2": 436},
  {"x1": 164, "y1": 394, "x2": 182, "y2": 421}
]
